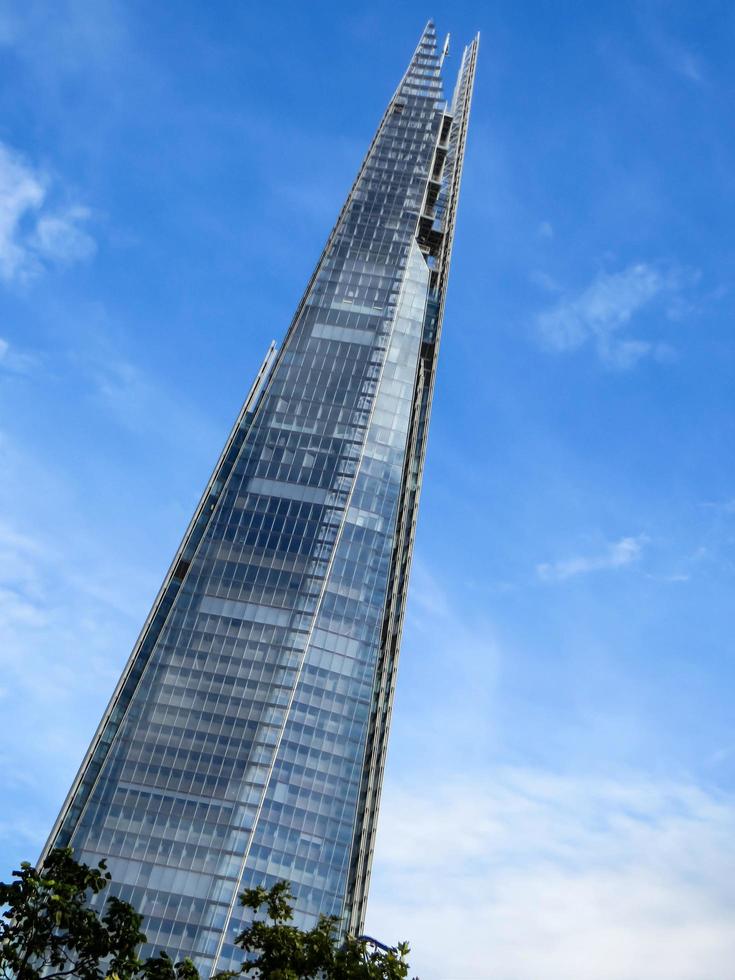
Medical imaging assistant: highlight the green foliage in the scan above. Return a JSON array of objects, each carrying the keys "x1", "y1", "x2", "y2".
[
  {"x1": 224, "y1": 881, "x2": 414, "y2": 980},
  {"x1": 0, "y1": 852, "x2": 414, "y2": 980},
  {"x1": 0, "y1": 848, "x2": 197, "y2": 980}
]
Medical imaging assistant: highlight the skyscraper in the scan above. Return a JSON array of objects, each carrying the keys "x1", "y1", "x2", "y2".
[{"x1": 43, "y1": 21, "x2": 478, "y2": 972}]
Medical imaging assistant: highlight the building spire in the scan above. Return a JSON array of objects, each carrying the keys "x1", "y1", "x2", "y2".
[{"x1": 42, "y1": 21, "x2": 479, "y2": 963}]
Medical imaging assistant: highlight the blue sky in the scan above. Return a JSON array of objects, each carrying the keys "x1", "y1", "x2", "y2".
[{"x1": 1, "y1": 1, "x2": 735, "y2": 977}]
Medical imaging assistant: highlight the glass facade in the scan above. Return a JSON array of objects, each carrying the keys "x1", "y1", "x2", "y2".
[{"x1": 43, "y1": 21, "x2": 478, "y2": 972}]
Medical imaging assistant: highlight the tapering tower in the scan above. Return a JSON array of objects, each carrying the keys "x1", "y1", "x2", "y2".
[{"x1": 43, "y1": 21, "x2": 478, "y2": 972}]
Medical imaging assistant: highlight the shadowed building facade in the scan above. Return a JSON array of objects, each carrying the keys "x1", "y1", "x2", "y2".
[{"x1": 43, "y1": 21, "x2": 478, "y2": 973}]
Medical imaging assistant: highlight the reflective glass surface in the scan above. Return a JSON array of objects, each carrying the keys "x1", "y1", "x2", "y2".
[{"x1": 47, "y1": 21, "x2": 478, "y2": 972}]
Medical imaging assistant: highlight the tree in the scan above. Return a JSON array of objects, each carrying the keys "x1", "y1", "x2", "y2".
[
  {"x1": 227, "y1": 881, "x2": 414, "y2": 980},
  {"x1": 0, "y1": 848, "x2": 197, "y2": 980},
  {"x1": 0, "y1": 851, "x2": 415, "y2": 980}
]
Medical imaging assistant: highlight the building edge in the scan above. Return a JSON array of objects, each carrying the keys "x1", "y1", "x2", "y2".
[{"x1": 344, "y1": 32, "x2": 480, "y2": 935}]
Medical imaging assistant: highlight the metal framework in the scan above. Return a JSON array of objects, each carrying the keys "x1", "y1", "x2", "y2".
[
  {"x1": 42, "y1": 21, "x2": 479, "y2": 967},
  {"x1": 344, "y1": 30, "x2": 479, "y2": 934}
]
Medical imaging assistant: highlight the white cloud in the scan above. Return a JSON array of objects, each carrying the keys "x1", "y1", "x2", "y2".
[
  {"x1": 78, "y1": 338, "x2": 222, "y2": 447},
  {"x1": 0, "y1": 324, "x2": 224, "y2": 871},
  {"x1": 0, "y1": 0, "x2": 129, "y2": 82},
  {"x1": 670, "y1": 51, "x2": 704, "y2": 84},
  {"x1": 397, "y1": 560, "x2": 502, "y2": 761},
  {"x1": 367, "y1": 768, "x2": 735, "y2": 980},
  {"x1": 647, "y1": 23, "x2": 706, "y2": 87},
  {"x1": 0, "y1": 433, "x2": 161, "y2": 867},
  {"x1": 529, "y1": 269, "x2": 561, "y2": 293},
  {"x1": 537, "y1": 263, "x2": 691, "y2": 369},
  {"x1": 0, "y1": 141, "x2": 95, "y2": 283},
  {"x1": 0, "y1": 336, "x2": 39, "y2": 375},
  {"x1": 703, "y1": 498, "x2": 735, "y2": 516},
  {"x1": 32, "y1": 205, "x2": 96, "y2": 264},
  {"x1": 537, "y1": 534, "x2": 646, "y2": 581}
]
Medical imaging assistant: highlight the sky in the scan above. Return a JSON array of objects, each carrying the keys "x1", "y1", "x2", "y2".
[{"x1": 1, "y1": 1, "x2": 734, "y2": 977}]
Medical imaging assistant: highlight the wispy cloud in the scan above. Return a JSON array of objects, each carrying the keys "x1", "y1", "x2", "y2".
[
  {"x1": 703, "y1": 498, "x2": 735, "y2": 516},
  {"x1": 76, "y1": 339, "x2": 221, "y2": 449},
  {"x1": 537, "y1": 534, "x2": 646, "y2": 581},
  {"x1": 0, "y1": 427, "x2": 165, "y2": 869},
  {"x1": 399, "y1": 560, "x2": 502, "y2": 760},
  {"x1": 529, "y1": 268, "x2": 562, "y2": 293},
  {"x1": 0, "y1": 141, "x2": 95, "y2": 283},
  {"x1": 646, "y1": 19, "x2": 706, "y2": 86},
  {"x1": 673, "y1": 51, "x2": 704, "y2": 84},
  {"x1": 368, "y1": 768, "x2": 735, "y2": 980},
  {"x1": 0, "y1": 336, "x2": 39, "y2": 375},
  {"x1": 537, "y1": 263, "x2": 694, "y2": 369},
  {"x1": 0, "y1": 0, "x2": 130, "y2": 88}
]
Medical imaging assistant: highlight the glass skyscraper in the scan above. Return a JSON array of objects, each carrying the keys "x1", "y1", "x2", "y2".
[{"x1": 43, "y1": 21, "x2": 478, "y2": 972}]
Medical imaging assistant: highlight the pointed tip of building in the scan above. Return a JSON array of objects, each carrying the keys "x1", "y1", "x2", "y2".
[{"x1": 415, "y1": 20, "x2": 438, "y2": 59}]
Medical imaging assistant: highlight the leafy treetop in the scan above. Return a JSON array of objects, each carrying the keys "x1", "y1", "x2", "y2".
[
  {"x1": 0, "y1": 851, "x2": 415, "y2": 980},
  {"x1": 0, "y1": 848, "x2": 197, "y2": 980},
  {"x1": 227, "y1": 880, "x2": 414, "y2": 980}
]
